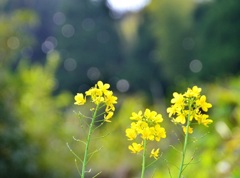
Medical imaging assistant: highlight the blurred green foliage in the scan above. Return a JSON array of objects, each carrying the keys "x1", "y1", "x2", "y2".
[
  {"x1": 0, "y1": 50, "x2": 77, "y2": 177},
  {"x1": 146, "y1": 0, "x2": 195, "y2": 81},
  {"x1": 0, "y1": 8, "x2": 37, "y2": 67},
  {"x1": 94, "y1": 78, "x2": 240, "y2": 178}
]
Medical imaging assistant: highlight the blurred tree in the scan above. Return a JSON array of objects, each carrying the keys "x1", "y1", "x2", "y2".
[
  {"x1": 3, "y1": 0, "x2": 59, "y2": 63},
  {"x1": 54, "y1": 0, "x2": 123, "y2": 93},
  {"x1": 0, "y1": 4, "x2": 76, "y2": 177},
  {"x1": 120, "y1": 12, "x2": 167, "y2": 102},
  {"x1": 0, "y1": 52, "x2": 76, "y2": 177},
  {"x1": 0, "y1": 70, "x2": 39, "y2": 178},
  {"x1": 143, "y1": 0, "x2": 195, "y2": 85},
  {"x1": 0, "y1": 4, "x2": 40, "y2": 177},
  {"x1": 0, "y1": 7, "x2": 38, "y2": 67},
  {"x1": 195, "y1": 0, "x2": 240, "y2": 80}
]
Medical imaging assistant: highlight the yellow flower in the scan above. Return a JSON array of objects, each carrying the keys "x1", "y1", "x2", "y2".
[
  {"x1": 130, "y1": 122, "x2": 138, "y2": 130},
  {"x1": 167, "y1": 86, "x2": 212, "y2": 133},
  {"x1": 104, "y1": 111, "x2": 113, "y2": 122},
  {"x1": 196, "y1": 114, "x2": 213, "y2": 127},
  {"x1": 150, "y1": 148, "x2": 159, "y2": 160},
  {"x1": 202, "y1": 118, "x2": 213, "y2": 127},
  {"x1": 74, "y1": 81, "x2": 117, "y2": 124},
  {"x1": 141, "y1": 127, "x2": 155, "y2": 140},
  {"x1": 144, "y1": 109, "x2": 154, "y2": 119},
  {"x1": 154, "y1": 124, "x2": 166, "y2": 141},
  {"x1": 74, "y1": 93, "x2": 86, "y2": 105},
  {"x1": 105, "y1": 90, "x2": 118, "y2": 112},
  {"x1": 105, "y1": 90, "x2": 118, "y2": 105},
  {"x1": 128, "y1": 142, "x2": 143, "y2": 153},
  {"x1": 137, "y1": 121, "x2": 148, "y2": 131},
  {"x1": 196, "y1": 95, "x2": 212, "y2": 112},
  {"x1": 154, "y1": 114, "x2": 164, "y2": 123},
  {"x1": 182, "y1": 126, "x2": 193, "y2": 134},
  {"x1": 126, "y1": 128, "x2": 137, "y2": 140},
  {"x1": 85, "y1": 87, "x2": 101, "y2": 97},
  {"x1": 184, "y1": 86, "x2": 202, "y2": 98},
  {"x1": 166, "y1": 105, "x2": 178, "y2": 117},
  {"x1": 85, "y1": 87, "x2": 104, "y2": 105},
  {"x1": 175, "y1": 113, "x2": 186, "y2": 124},
  {"x1": 171, "y1": 92, "x2": 184, "y2": 105},
  {"x1": 130, "y1": 111, "x2": 143, "y2": 121},
  {"x1": 126, "y1": 108, "x2": 166, "y2": 159},
  {"x1": 97, "y1": 81, "x2": 110, "y2": 94}
]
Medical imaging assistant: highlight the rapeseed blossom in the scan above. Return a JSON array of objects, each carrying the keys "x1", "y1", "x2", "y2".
[
  {"x1": 150, "y1": 148, "x2": 160, "y2": 160},
  {"x1": 72, "y1": 81, "x2": 118, "y2": 178},
  {"x1": 167, "y1": 86, "x2": 212, "y2": 134},
  {"x1": 126, "y1": 108, "x2": 166, "y2": 160},
  {"x1": 74, "y1": 81, "x2": 117, "y2": 122},
  {"x1": 129, "y1": 142, "x2": 143, "y2": 153}
]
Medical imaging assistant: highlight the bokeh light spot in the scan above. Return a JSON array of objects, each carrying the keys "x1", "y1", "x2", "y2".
[
  {"x1": 87, "y1": 67, "x2": 101, "y2": 81},
  {"x1": 216, "y1": 161, "x2": 231, "y2": 174},
  {"x1": 41, "y1": 36, "x2": 58, "y2": 54},
  {"x1": 116, "y1": 79, "x2": 130, "y2": 93},
  {"x1": 53, "y1": 12, "x2": 66, "y2": 25},
  {"x1": 215, "y1": 121, "x2": 231, "y2": 139},
  {"x1": 107, "y1": 0, "x2": 150, "y2": 12},
  {"x1": 189, "y1": 59, "x2": 202, "y2": 73},
  {"x1": 62, "y1": 24, "x2": 75, "y2": 38},
  {"x1": 64, "y1": 58, "x2": 77, "y2": 72},
  {"x1": 7, "y1": 36, "x2": 20, "y2": 49},
  {"x1": 46, "y1": 36, "x2": 58, "y2": 47},
  {"x1": 42, "y1": 41, "x2": 54, "y2": 54}
]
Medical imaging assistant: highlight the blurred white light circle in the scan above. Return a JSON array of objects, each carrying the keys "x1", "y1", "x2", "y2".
[
  {"x1": 116, "y1": 79, "x2": 130, "y2": 93},
  {"x1": 41, "y1": 41, "x2": 54, "y2": 54},
  {"x1": 7, "y1": 36, "x2": 20, "y2": 49},
  {"x1": 215, "y1": 121, "x2": 231, "y2": 139},
  {"x1": 46, "y1": 36, "x2": 58, "y2": 47},
  {"x1": 87, "y1": 67, "x2": 101, "y2": 81},
  {"x1": 107, "y1": 0, "x2": 150, "y2": 12},
  {"x1": 64, "y1": 58, "x2": 77, "y2": 72},
  {"x1": 62, "y1": 24, "x2": 75, "y2": 38},
  {"x1": 189, "y1": 59, "x2": 202, "y2": 73},
  {"x1": 216, "y1": 161, "x2": 231, "y2": 174},
  {"x1": 53, "y1": 12, "x2": 66, "y2": 25}
]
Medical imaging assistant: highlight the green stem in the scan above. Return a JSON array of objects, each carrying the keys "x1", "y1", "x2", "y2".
[
  {"x1": 178, "y1": 102, "x2": 192, "y2": 178},
  {"x1": 81, "y1": 104, "x2": 100, "y2": 178},
  {"x1": 141, "y1": 139, "x2": 147, "y2": 178}
]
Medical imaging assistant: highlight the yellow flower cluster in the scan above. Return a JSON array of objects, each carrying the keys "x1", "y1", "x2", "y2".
[
  {"x1": 167, "y1": 86, "x2": 212, "y2": 134},
  {"x1": 126, "y1": 109, "x2": 166, "y2": 159},
  {"x1": 74, "y1": 81, "x2": 117, "y2": 122}
]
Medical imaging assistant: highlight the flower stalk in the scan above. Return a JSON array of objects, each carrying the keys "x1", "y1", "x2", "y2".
[
  {"x1": 178, "y1": 101, "x2": 192, "y2": 178},
  {"x1": 167, "y1": 86, "x2": 212, "y2": 177},
  {"x1": 126, "y1": 108, "x2": 166, "y2": 178},
  {"x1": 72, "y1": 81, "x2": 117, "y2": 178},
  {"x1": 141, "y1": 139, "x2": 147, "y2": 178},
  {"x1": 81, "y1": 104, "x2": 99, "y2": 178}
]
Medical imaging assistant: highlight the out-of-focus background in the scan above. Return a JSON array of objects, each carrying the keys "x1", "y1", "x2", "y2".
[{"x1": 0, "y1": 0, "x2": 240, "y2": 177}]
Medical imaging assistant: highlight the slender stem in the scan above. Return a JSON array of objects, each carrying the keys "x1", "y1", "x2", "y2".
[
  {"x1": 81, "y1": 104, "x2": 100, "y2": 178},
  {"x1": 178, "y1": 101, "x2": 192, "y2": 178},
  {"x1": 141, "y1": 139, "x2": 147, "y2": 178}
]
